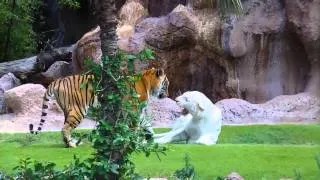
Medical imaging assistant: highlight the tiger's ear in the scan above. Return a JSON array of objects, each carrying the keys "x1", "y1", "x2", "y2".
[{"x1": 156, "y1": 68, "x2": 164, "y2": 77}]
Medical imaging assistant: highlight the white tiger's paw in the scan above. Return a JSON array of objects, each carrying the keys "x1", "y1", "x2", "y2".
[{"x1": 154, "y1": 137, "x2": 170, "y2": 144}]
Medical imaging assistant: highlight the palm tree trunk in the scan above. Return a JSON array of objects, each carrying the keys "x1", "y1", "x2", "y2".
[
  {"x1": 98, "y1": 0, "x2": 118, "y2": 57},
  {"x1": 97, "y1": 1, "x2": 120, "y2": 179}
]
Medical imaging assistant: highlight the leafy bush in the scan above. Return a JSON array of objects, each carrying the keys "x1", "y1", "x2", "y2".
[
  {"x1": 0, "y1": 0, "x2": 81, "y2": 62},
  {"x1": 58, "y1": 0, "x2": 80, "y2": 8},
  {"x1": 0, "y1": 0, "x2": 40, "y2": 62},
  {"x1": 174, "y1": 153, "x2": 196, "y2": 180}
]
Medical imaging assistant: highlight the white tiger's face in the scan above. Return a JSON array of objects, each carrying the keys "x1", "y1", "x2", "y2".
[
  {"x1": 176, "y1": 92, "x2": 199, "y2": 116},
  {"x1": 175, "y1": 91, "x2": 211, "y2": 118}
]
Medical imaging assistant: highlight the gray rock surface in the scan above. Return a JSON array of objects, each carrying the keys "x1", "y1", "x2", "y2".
[
  {"x1": 0, "y1": 83, "x2": 96, "y2": 132},
  {"x1": 41, "y1": 61, "x2": 73, "y2": 80},
  {"x1": 217, "y1": 93, "x2": 320, "y2": 124},
  {"x1": 0, "y1": 73, "x2": 21, "y2": 114},
  {"x1": 225, "y1": 172, "x2": 244, "y2": 180}
]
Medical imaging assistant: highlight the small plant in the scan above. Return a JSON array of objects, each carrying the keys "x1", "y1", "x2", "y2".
[
  {"x1": 293, "y1": 154, "x2": 320, "y2": 180},
  {"x1": 13, "y1": 157, "x2": 57, "y2": 179},
  {"x1": 174, "y1": 153, "x2": 196, "y2": 180},
  {"x1": 294, "y1": 169, "x2": 302, "y2": 180},
  {"x1": 316, "y1": 154, "x2": 320, "y2": 170},
  {"x1": 10, "y1": 134, "x2": 39, "y2": 146},
  {"x1": 316, "y1": 154, "x2": 320, "y2": 178}
]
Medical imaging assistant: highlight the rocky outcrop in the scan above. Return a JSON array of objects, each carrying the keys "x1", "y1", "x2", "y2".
[
  {"x1": 43, "y1": 61, "x2": 72, "y2": 77},
  {"x1": 284, "y1": 0, "x2": 320, "y2": 95},
  {"x1": 285, "y1": 0, "x2": 320, "y2": 63},
  {"x1": 122, "y1": 4, "x2": 237, "y2": 101},
  {"x1": 30, "y1": 61, "x2": 73, "y2": 87},
  {"x1": 223, "y1": 0, "x2": 316, "y2": 103},
  {"x1": 118, "y1": 0, "x2": 319, "y2": 104},
  {"x1": 216, "y1": 93, "x2": 320, "y2": 124},
  {"x1": 118, "y1": 0, "x2": 147, "y2": 27},
  {"x1": 71, "y1": 26, "x2": 102, "y2": 74},
  {"x1": 71, "y1": 0, "x2": 319, "y2": 106},
  {"x1": 0, "y1": 73, "x2": 21, "y2": 114}
]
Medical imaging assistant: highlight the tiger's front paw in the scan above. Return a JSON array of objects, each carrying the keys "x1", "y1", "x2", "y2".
[
  {"x1": 68, "y1": 140, "x2": 79, "y2": 148},
  {"x1": 66, "y1": 139, "x2": 81, "y2": 148}
]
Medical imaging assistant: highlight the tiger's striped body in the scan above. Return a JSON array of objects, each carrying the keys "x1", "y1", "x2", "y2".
[{"x1": 29, "y1": 68, "x2": 168, "y2": 148}]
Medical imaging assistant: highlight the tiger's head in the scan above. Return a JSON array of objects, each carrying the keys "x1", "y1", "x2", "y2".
[{"x1": 136, "y1": 68, "x2": 169, "y2": 101}]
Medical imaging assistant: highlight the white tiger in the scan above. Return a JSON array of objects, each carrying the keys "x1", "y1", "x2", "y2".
[{"x1": 154, "y1": 91, "x2": 222, "y2": 145}]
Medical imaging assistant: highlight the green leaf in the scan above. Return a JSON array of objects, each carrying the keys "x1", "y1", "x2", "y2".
[
  {"x1": 217, "y1": 0, "x2": 243, "y2": 16},
  {"x1": 126, "y1": 54, "x2": 137, "y2": 61}
]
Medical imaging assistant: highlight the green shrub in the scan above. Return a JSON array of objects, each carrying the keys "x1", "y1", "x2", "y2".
[
  {"x1": 0, "y1": 0, "x2": 39, "y2": 61},
  {"x1": 174, "y1": 153, "x2": 196, "y2": 180}
]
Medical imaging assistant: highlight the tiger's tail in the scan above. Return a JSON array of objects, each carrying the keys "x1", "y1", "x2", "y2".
[{"x1": 29, "y1": 85, "x2": 54, "y2": 134}]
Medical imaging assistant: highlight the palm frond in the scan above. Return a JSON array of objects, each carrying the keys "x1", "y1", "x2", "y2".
[{"x1": 217, "y1": 0, "x2": 243, "y2": 16}]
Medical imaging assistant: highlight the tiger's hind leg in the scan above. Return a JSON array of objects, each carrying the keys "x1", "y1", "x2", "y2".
[{"x1": 62, "y1": 113, "x2": 82, "y2": 148}]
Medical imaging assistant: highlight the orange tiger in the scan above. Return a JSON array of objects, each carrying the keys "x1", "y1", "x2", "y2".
[{"x1": 29, "y1": 68, "x2": 169, "y2": 147}]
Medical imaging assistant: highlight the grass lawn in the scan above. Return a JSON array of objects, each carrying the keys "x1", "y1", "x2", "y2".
[{"x1": 0, "y1": 124, "x2": 320, "y2": 179}]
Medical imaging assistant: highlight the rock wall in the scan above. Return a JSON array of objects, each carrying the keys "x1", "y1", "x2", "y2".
[
  {"x1": 217, "y1": 92, "x2": 320, "y2": 124},
  {"x1": 121, "y1": 0, "x2": 319, "y2": 103},
  {"x1": 71, "y1": 0, "x2": 319, "y2": 103},
  {"x1": 223, "y1": 0, "x2": 318, "y2": 103},
  {"x1": 147, "y1": 0, "x2": 187, "y2": 17}
]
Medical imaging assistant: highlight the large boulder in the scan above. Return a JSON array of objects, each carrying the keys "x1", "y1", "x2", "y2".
[
  {"x1": 71, "y1": 26, "x2": 102, "y2": 74},
  {"x1": 0, "y1": 73, "x2": 21, "y2": 114},
  {"x1": 4, "y1": 84, "x2": 48, "y2": 115},
  {"x1": 1, "y1": 83, "x2": 96, "y2": 132},
  {"x1": 30, "y1": 61, "x2": 73, "y2": 87},
  {"x1": 216, "y1": 93, "x2": 320, "y2": 124},
  {"x1": 146, "y1": 97, "x2": 182, "y2": 127},
  {"x1": 41, "y1": 61, "x2": 73, "y2": 82},
  {"x1": 145, "y1": 5, "x2": 197, "y2": 51},
  {"x1": 118, "y1": 0, "x2": 147, "y2": 27},
  {"x1": 4, "y1": 84, "x2": 62, "y2": 115},
  {"x1": 117, "y1": 0, "x2": 148, "y2": 52}
]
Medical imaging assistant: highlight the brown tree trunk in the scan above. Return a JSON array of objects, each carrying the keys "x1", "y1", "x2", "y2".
[
  {"x1": 99, "y1": 0, "x2": 118, "y2": 57},
  {"x1": 97, "y1": 0, "x2": 120, "y2": 179}
]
